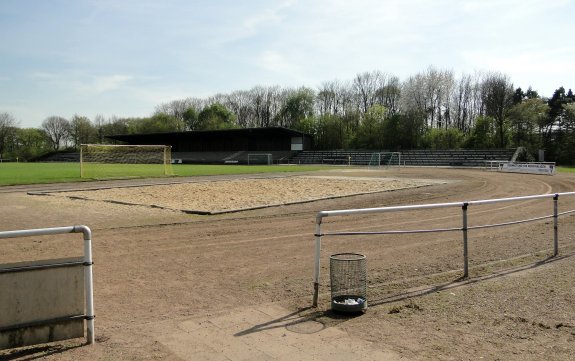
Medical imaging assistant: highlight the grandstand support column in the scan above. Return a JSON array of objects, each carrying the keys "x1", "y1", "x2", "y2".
[
  {"x1": 312, "y1": 214, "x2": 323, "y2": 307},
  {"x1": 462, "y1": 203, "x2": 469, "y2": 278},
  {"x1": 553, "y1": 194, "x2": 559, "y2": 257}
]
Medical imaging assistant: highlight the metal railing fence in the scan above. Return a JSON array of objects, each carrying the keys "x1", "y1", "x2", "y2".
[
  {"x1": 312, "y1": 192, "x2": 575, "y2": 307},
  {"x1": 0, "y1": 225, "x2": 95, "y2": 344}
]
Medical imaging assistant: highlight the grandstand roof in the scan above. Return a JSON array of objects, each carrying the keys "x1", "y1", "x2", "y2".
[{"x1": 106, "y1": 127, "x2": 312, "y2": 152}]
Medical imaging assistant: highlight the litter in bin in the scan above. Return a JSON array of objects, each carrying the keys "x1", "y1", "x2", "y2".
[{"x1": 333, "y1": 297, "x2": 365, "y2": 305}]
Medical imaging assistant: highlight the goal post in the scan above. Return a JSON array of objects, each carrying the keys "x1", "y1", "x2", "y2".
[
  {"x1": 247, "y1": 153, "x2": 272, "y2": 165},
  {"x1": 80, "y1": 144, "x2": 173, "y2": 179},
  {"x1": 368, "y1": 152, "x2": 401, "y2": 167}
]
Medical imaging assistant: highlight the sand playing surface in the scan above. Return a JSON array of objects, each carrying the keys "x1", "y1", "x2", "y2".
[{"x1": 50, "y1": 175, "x2": 443, "y2": 214}]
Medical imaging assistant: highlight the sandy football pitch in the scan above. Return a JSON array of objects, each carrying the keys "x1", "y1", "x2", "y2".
[{"x1": 1, "y1": 167, "x2": 574, "y2": 361}]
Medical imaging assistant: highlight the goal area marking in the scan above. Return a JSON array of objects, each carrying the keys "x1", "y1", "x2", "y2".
[{"x1": 80, "y1": 144, "x2": 173, "y2": 179}]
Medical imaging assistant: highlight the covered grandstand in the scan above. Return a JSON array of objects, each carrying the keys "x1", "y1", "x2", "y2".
[{"x1": 106, "y1": 127, "x2": 312, "y2": 164}]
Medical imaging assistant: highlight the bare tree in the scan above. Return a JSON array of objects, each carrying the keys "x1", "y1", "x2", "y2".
[
  {"x1": 316, "y1": 81, "x2": 337, "y2": 116},
  {"x1": 315, "y1": 80, "x2": 352, "y2": 116},
  {"x1": 375, "y1": 75, "x2": 401, "y2": 114},
  {"x1": 421, "y1": 67, "x2": 454, "y2": 129},
  {"x1": 451, "y1": 73, "x2": 484, "y2": 133},
  {"x1": 42, "y1": 116, "x2": 70, "y2": 150},
  {"x1": 93, "y1": 114, "x2": 107, "y2": 143},
  {"x1": 223, "y1": 90, "x2": 253, "y2": 128},
  {"x1": 400, "y1": 73, "x2": 428, "y2": 123},
  {"x1": 353, "y1": 71, "x2": 384, "y2": 114},
  {"x1": 247, "y1": 85, "x2": 283, "y2": 127},
  {"x1": 400, "y1": 67, "x2": 455, "y2": 129}
]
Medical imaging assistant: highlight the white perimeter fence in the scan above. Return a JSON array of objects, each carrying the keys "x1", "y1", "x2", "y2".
[
  {"x1": 312, "y1": 192, "x2": 575, "y2": 307},
  {"x1": 0, "y1": 226, "x2": 94, "y2": 346}
]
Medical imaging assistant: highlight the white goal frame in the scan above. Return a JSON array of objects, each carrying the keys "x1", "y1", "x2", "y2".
[
  {"x1": 368, "y1": 152, "x2": 401, "y2": 167},
  {"x1": 247, "y1": 153, "x2": 272, "y2": 165},
  {"x1": 80, "y1": 144, "x2": 172, "y2": 178}
]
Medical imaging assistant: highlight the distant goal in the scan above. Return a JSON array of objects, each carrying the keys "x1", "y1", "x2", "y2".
[
  {"x1": 368, "y1": 152, "x2": 401, "y2": 167},
  {"x1": 80, "y1": 144, "x2": 173, "y2": 179},
  {"x1": 247, "y1": 153, "x2": 272, "y2": 165}
]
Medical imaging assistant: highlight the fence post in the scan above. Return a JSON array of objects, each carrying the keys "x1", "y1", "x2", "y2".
[
  {"x1": 553, "y1": 194, "x2": 559, "y2": 257},
  {"x1": 313, "y1": 215, "x2": 323, "y2": 307},
  {"x1": 78, "y1": 225, "x2": 95, "y2": 345},
  {"x1": 462, "y1": 203, "x2": 469, "y2": 278}
]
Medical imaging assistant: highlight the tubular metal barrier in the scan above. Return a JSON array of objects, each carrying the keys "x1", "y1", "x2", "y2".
[{"x1": 312, "y1": 192, "x2": 575, "y2": 307}]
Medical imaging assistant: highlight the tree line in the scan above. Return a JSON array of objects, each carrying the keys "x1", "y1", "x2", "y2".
[{"x1": 1, "y1": 67, "x2": 574, "y2": 164}]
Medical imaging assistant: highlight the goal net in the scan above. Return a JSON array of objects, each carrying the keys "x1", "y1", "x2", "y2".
[
  {"x1": 247, "y1": 153, "x2": 272, "y2": 165},
  {"x1": 80, "y1": 144, "x2": 173, "y2": 179},
  {"x1": 368, "y1": 152, "x2": 401, "y2": 167}
]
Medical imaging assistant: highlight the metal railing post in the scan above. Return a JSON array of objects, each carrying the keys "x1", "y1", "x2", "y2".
[
  {"x1": 553, "y1": 194, "x2": 559, "y2": 257},
  {"x1": 462, "y1": 203, "x2": 469, "y2": 278},
  {"x1": 312, "y1": 214, "x2": 323, "y2": 307},
  {"x1": 76, "y1": 225, "x2": 95, "y2": 345}
]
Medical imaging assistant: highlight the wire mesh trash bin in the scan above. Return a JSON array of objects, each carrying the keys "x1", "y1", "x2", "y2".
[{"x1": 330, "y1": 253, "x2": 367, "y2": 313}]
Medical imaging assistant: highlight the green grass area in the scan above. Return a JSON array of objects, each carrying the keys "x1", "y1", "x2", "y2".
[
  {"x1": 557, "y1": 166, "x2": 575, "y2": 173},
  {"x1": 0, "y1": 162, "x2": 330, "y2": 186},
  {"x1": 3, "y1": 162, "x2": 571, "y2": 186}
]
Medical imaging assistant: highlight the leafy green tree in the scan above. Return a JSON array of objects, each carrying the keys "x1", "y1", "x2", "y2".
[
  {"x1": 14, "y1": 128, "x2": 49, "y2": 160},
  {"x1": 564, "y1": 103, "x2": 575, "y2": 128},
  {"x1": 120, "y1": 114, "x2": 182, "y2": 134},
  {"x1": 556, "y1": 103, "x2": 575, "y2": 164},
  {"x1": 277, "y1": 87, "x2": 315, "y2": 128},
  {"x1": 101, "y1": 118, "x2": 129, "y2": 139},
  {"x1": 547, "y1": 87, "x2": 569, "y2": 121},
  {"x1": 401, "y1": 110, "x2": 427, "y2": 149},
  {"x1": 512, "y1": 87, "x2": 524, "y2": 105},
  {"x1": 0, "y1": 112, "x2": 18, "y2": 160},
  {"x1": 507, "y1": 98, "x2": 549, "y2": 147},
  {"x1": 143, "y1": 113, "x2": 183, "y2": 133},
  {"x1": 352, "y1": 105, "x2": 387, "y2": 149},
  {"x1": 197, "y1": 103, "x2": 238, "y2": 130},
  {"x1": 465, "y1": 116, "x2": 497, "y2": 149},
  {"x1": 381, "y1": 114, "x2": 403, "y2": 150},
  {"x1": 69, "y1": 115, "x2": 97, "y2": 149},
  {"x1": 422, "y1": 127, "x2": 465, "y2": 149},
  {"x1": 314, "y1": 115, "x2": 351, "y2": 150},
  {"x1": 182, "y1": 107, "x2": 199, "y2": 130},
  {"x1": 481, "y1": 73, "x2": 514, "y2": 147},
  {"x1": 525, "y1": 86, "x2": 539, "y2": 99},
  {"x1": 293, "y1": 116, "x2": 316, "y2": 136}
]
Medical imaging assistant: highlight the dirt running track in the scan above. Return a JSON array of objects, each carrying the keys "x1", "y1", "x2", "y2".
[{"x1": 1, "y1": 167, "x2": 575, "y2": 361}]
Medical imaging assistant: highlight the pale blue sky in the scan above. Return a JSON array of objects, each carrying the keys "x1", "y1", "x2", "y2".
[{"x1": 1, "y1": 0, "x2": 573, "y2": 128}]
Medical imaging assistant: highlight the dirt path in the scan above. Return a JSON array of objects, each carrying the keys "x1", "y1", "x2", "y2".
[{"x1": 1, "y1": 168, "x2": 575, "y2": 360}]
